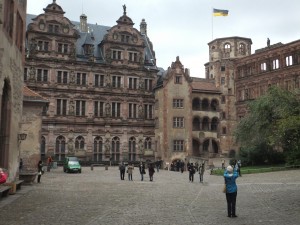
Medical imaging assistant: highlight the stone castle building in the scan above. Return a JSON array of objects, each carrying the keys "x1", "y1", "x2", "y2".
[
  {"x1": 25, "y1": 1, "x2": 157, "y2": 164},
  {"x1": 0, "y1": 0, "x2": 27, "y2": 181},
  {"x1": 24, "y1": 1, "x2": 300, "y2": 167}
]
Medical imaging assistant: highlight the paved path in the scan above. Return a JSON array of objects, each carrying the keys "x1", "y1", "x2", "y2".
[{"x1": 1, "y1": 167, "x2": 300, "y2": 225}]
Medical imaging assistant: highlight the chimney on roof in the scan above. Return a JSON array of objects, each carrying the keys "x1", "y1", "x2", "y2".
[
  {"x1": 80, "y1": 14, "x2": 88, "y2": 32},
  {"x1": 140, "y1": 19, "x2": 147, "y2": 35}
]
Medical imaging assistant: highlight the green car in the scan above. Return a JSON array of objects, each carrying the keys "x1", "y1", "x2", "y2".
[{"x1": 63, "y1": 157, "x2": 82, "y2": 173}]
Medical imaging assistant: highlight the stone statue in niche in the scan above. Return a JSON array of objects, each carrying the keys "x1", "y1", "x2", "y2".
[
  {"x1": 29, "y1": 66, "x2": 36, "y2": 80},
  {"x1": 139, "y1": 78, "x2": 144, "y2": 90},
  {"x1": 105, "y1": 74, "x2": 111, "y2": 87},
  {"x1": 138, "y1": 104, "x2": 144, "y2": 118},
  {"x1": 105, "y1": 103, "x2": 111, "y2": 117},
  {"x1": 69, "y1": 71, "x2": 75, "y2": 84},
  {"x1": 69, "y1": 100, "x2": 75, "y2": 115},
  {"x1": 104, "y1": 138, "x2": 110, "y2": 155}
]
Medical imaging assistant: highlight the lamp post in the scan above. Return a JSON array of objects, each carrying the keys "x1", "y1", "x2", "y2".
[{"x1": 18, "y1": 133, "x2": 27, "y2": 173}]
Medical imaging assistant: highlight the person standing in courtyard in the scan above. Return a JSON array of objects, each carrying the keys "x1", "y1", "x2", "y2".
[
  {"x1": 119, "y1": 162, "x2": 126, "y2": 180},
  {"x1": 188, "y1": 163, "x2": 195, "y2": 182},
  {"x1": 139, "y1": 162, "x2": 146, "y2": 181},
  {"x1": 148, "y1": 163, "x2": 155, "y2": 181},
  {"x1": 199, "y1": 163, "x2": 205, "y2": 183},
  {"x1": 37, "y1": 160, "x2": 43, "y2": 183},
  {"x1": 127, "y1": 163, "x2": 134, "y2": 181},
  {"x1": 224, "y1": 165, "x2": 239, "y2": 218}
]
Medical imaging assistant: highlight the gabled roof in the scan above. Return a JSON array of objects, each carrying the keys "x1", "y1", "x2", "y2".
[
  {"x1": 191, "y1": 78, "x2": 221, "y2": 93},
  {"x1": 23, "y1": 86, "x2": 49, "y2": 103}
]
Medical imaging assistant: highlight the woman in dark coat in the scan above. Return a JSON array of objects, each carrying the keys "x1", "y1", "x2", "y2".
[
  {"x1": 148, "y1": 163, "x2": 155, "y2": 181},
  {"x1": 37, "y1": 160, "x2": 43, "y2": 183}
]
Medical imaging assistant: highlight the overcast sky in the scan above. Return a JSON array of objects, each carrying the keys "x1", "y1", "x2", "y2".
[{"x1": 27, "y1": 0, "x2": 300, "y2": 78}]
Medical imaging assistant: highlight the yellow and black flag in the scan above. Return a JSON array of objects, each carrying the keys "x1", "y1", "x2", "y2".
[{"x1": 213, "y1": 8, "x2": 229, "y2": 16}]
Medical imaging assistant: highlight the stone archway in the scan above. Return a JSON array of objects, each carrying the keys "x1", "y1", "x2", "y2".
[{"x1": 0, "y1": 80, "x2": 12, "y2": 168}]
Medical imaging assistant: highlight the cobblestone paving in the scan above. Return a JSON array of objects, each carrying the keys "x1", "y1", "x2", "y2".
[{"x1": 1, "y1": 167, "x2": 299, "y2": 225}]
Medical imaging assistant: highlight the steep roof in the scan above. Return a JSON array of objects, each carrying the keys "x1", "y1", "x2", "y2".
[
  {"x1": 191, "y1": 78, "x2": 221, "y2": 93},
  {"x1": 23, "y1": 86, "x2": 49, "y2": 103}
]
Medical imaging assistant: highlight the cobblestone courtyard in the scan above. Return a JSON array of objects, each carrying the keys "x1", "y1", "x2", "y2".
[{"x1": 1, "y1": 167, "x2": 300, "y2": 225}]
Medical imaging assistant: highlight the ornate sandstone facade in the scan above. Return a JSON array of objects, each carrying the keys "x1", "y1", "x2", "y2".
[{"x1": 25, "y1": 1, "x2": 157, "y2": 163}]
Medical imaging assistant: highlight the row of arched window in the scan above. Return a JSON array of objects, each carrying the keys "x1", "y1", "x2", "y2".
[
  {"x1": 192, "y1": 117, "x2": 219, "y2": 131},
  {"x1": 192, "y1": 98, "x2": 219, "y2": 111},
  {"x1": 40, "y1": 135, "x2": 152, "y2": 162}
]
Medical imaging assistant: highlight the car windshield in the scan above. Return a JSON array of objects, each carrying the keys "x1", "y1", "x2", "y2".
[{"x1": 69, "y1": 161, "x2": 79, "y2": 165}]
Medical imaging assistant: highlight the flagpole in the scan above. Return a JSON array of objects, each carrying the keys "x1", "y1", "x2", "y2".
[{"x1": 212, "y1": 8, "x2": 214, "y2": 40}]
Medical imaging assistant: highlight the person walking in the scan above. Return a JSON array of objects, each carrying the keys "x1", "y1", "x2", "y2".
[
  {"x1": 224, "y1": 165, "x2": 239, "y2": 218},
  {"x1": 221, "y1": 159, "x2": 225, "y2": 169},
  {"x1": 119, "y1": 162, "x2": 126, "y2": 180},
  {"x1": 148, "y1": 163, "x2": 155, "y2": 181},
  {"x1": 127, "y1": 163, "x2": 134, "y2": 181},
  {"x1": 188, "y1": 163, "x2": 195, "y2": 182},
  {"x1": 180, "y1": 161, "x2": 184, "y2": 173},
  {"x1": 155, "y1": 161, "x2": 160, "y2": 172},
  {"x1": 199, "y1": 163, "x2": 205, "y2": 183},
  {"x1": 37, "y1": 160, "x2": 43, "y2": 183},
  {"x1": 139, "y1": 162, "x2": 146, "y2": 181}
]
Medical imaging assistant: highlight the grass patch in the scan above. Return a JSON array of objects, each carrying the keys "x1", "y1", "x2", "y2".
[{"x1": 210, "y1": 164, "x2": 300, "y2": 175}]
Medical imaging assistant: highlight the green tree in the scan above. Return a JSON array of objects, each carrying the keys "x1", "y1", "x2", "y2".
[{"x1": 235, "y1": 86, "x2": 300, "y2": 165}]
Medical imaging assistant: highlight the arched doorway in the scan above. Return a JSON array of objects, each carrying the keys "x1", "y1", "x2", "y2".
[
  {"x1": 192, "y1": 139, "x2": 200, "y2": 156},
  {"x1": 212, "y1": 139, "x2": 219, "y2": 154},
  {"x1": 0, "y1": 80, "x2": 11, "y2": 168}
]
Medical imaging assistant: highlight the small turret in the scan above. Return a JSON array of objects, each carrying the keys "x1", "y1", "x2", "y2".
[
  {"x1": 80, "y1": 14, "x2": 88, "y2": 32},
  {"x1": 140, "y1": 19, "x2": 147, "y2": 35}
]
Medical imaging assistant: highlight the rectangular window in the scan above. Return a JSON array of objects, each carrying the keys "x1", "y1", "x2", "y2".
[
  {"x1": 285, "y1": 55, "x2": 293, "y2": 66},
  {"x1": 111, "y1": 50, "x2": 122, "y2": 60},
  {"x1": 128, "y1": 77, "x2": 138, "y2": 89},
  {"x1": 144, "y1": 79, "x2": 153, "y2": 91},
  {"x1": 76, "y1": 100, "x2": 86, "y2": 116},
  {"x1": 272, "y1": 59, "x2": 280, "y2": 70},
  {"x1": 112, "y1": 76, "x2": 121, "y2": 88},
  {"x1": 56, "y1": 99, "x2": 67, "y2": 115},
  {"x1": 128, "y1": 103, "x2": 138, "y2": 118},
  {"x1": 144, "y1": 104, "x2": 153, "y2": 119},
  {"x1": 173, "y1": 117, "x2": 184, "y2": 128},
  {"x1": 260, "y1": 62, "x2": 267, "y2": 72},
  {"x1": 222, "y1": 127, "x2": 227, "y2": 134},
  {"x1": 221, "y1": 66, "x2": 225, "y2": 72},
  {"x1": 128, "y1": 52, "x2": 138, "y2": 62},
  {"x1": 112, "y1": 102, "x2": 121, "y2": 118},
  {"x1": 173, "y1": 99, "x2": 183, "y2": 108},
  {"x1": 49, "y1": 24, "x2": 59, "y2": 33},
  {"x1": 76, "y1": 73, "x2": 87, "y2": 85},
  {"x1": 58, "y1": 43, "x2": 68, "y2": 53},
  {"x1": 37, "y1": 41, "x2": 49, "y2": 51},
  {"x1": 173, "y1": 140, "x2": 184, "y2": 151},
  {"x1": 94, "y1": 74, "x2": 104, "y2": 87},
  {"x1": 221, "y1": 96, "x2": 225, "y2": 104},
  {"x1": 121, "y1": 35, "x2": 130, "y2": 43},
  {"x1": 221, "y1": 77, "x2": 225, "y2": 85},
  {"x1": 57, "y1": 71, "x2": 68, "y2": 84},
  {"x1": 175, "y1": 75, "x2": 182, "y2": 84},
  {"x1": 94, "y1": 101, "x2": 104, "y2": 117},
  {"x1": 37, "y1": 69, "x2": 48, "y2": 82}
]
